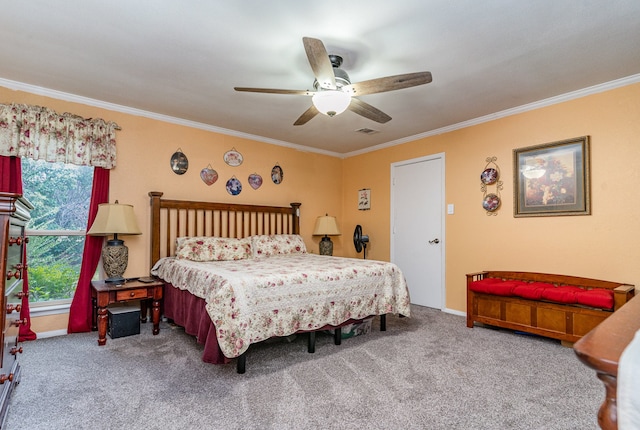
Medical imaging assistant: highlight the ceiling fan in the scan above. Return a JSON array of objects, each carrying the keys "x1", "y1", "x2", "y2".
[{"x1": 234, "y1": 37, "x2": 432, "y2": 126}]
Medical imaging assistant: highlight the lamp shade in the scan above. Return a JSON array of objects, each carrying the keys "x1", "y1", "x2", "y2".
[
  {"x1": 312, "y1": 90, "x2": 351, "y2": 117},
  {"x1": 88, "y1": 202, "x2": 141, "y2": 283},
  {"x1": 87, "y1": 202, "x2": 142, "y2": 236},
  {"x1": 313, "y1": 215, "x2": 341, "y2": 236}
]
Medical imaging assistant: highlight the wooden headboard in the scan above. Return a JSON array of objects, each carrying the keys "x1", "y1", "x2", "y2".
[{"x1": 149, "y1": 191, "x2": 301, "y2": 267}]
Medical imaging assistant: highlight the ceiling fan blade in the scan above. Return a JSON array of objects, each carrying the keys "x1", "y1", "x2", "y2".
[
  {"x1": 343, "y1": 72, "x2": 432, "y2": 96},
  {"x1": 348, "y1": 98, "x2": 392, "y2": 124},
  {"x1": 302, "y1": 37, "x2": 336, "y2": 90},
  {"x1": 234, "y1": 87, "x2": 314, "y2": 96},
  {"x1": 293, "y1": 105, "x2": 319, "y2": 126}
]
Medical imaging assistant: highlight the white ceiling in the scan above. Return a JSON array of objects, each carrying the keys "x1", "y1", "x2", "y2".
[{"x1": 1, "y1": 1, "x2": 640, "y2": 156}]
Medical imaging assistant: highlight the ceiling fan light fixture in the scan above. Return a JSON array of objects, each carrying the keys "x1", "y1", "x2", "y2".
[{"x1": 312, "y1": 90, "x2": 351, "y2": 117}]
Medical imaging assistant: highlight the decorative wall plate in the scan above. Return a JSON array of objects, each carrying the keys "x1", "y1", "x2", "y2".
[
  {"x1": 482, "y1": 193, "x2": 501, "y2": 212},
  {"x1": 248, "y1": 173, "x2": 263, "y2": 190},
  {"x1": 170, "y1": 150, "x2": 188, "y2": 175},
  {"x1": 481, "y1": 168, "x2": 498, "y2": 185},
  {"x1": 224, "y1": 148, "x2": 243, "y2": 166},
  {"x1": 481, "y1": 156, "x2": 503, "y2": 216},
  {"x1": 200, "y1": 166, "x2": 218, "y2": 186},
  {"x1": 226, "y1": 177, "x2": 242, "y2": 195},
  {"x1": 271, "y1": 164, "x2": 283, "y2": 184}
]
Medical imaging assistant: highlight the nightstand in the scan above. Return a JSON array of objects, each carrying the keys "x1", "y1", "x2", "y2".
[{"x1": 91, "y1": 278, "x2": 164, "y2": 345}]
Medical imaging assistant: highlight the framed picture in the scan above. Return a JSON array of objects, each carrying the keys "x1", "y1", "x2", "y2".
[
  {"x1": 358, "y1": 188, "x2": 371, "y2": 210},
  {"x1": 513, "y1": 136, "x2": 591, "y2": 217}
]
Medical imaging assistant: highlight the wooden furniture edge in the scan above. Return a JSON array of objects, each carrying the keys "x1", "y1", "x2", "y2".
[
  {"x1": 0, "y1": 193, "x2": 31, "y2": 426},
  {"x1": 470, "y1": 270, "x2": 633, "y2": 290},
  {"x1": 613, "y1": 284, "x2": 635, "y2": 311},
  {"x1": 573, "y1": 294, "x2": 640, "y2": 429}
]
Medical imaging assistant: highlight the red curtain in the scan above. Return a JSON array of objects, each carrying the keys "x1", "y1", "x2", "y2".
[
  {"x1": 0, "y1": 156, "x2": 37, "y2": 341},
  {"x1": 67, "y1": 167, "x2": 109, "y2": 333},
  {"x1": 0, "y1": 156, "x2": 23, "y2": 194}
]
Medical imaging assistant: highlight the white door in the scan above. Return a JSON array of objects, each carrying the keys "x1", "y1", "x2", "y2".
[{"x1": 391, "y1": 154, "x2": 444, "y2": 309}]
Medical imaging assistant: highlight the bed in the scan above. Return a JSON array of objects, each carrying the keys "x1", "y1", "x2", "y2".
[{"x1": 148, "y1": 192, "x2": 411, "y2": 373}]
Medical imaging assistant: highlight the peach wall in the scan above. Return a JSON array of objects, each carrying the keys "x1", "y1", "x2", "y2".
[
  {"x1": 3, "y1": 81, "x2": 640, "y2": 333},
  {"x1": 29, "y1": 313, "x2": 68, "y2": 335},
  {"x1": 108, "y1": 115, "x2": 344, "y2": 272},
  {"x1": 342, "y1": 83, "x2": 640, "y2": 312},
  {"x1": 0, "y1": 87, "x2": 344, "y2": 273}
]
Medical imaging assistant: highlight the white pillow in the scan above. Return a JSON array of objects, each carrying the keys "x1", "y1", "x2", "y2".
[
  {"x1": 251, "y1": 234, "x2": 307, "y2": 257},
  {"x1": 175, "y1": 236, "x2": 252, "y2": 261}
]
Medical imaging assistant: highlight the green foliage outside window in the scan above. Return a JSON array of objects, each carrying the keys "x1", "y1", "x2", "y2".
[
  {"x1": 22, "y1": 158, "x2": 93, "y2": 303},
  {"x1": 27, "y1": 260, "x2": 80, "y2": 302}
]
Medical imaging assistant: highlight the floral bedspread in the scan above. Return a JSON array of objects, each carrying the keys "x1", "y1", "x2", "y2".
[{"x1": 151, "y1": 254, "x2": 411, "y2": 358}]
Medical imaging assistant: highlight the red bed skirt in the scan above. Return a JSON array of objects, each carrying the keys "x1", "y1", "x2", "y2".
[
  {"x1": 162, "y1": 283, "x2": 372, "y2": 365},
  {"x1": 163, "y1": 283, "x2": 231, "y2": 364}
]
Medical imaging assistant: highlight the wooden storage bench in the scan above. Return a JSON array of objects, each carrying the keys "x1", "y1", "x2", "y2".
[{"x1": 466, "y1": 271, "x2": 635, "y2": 343}]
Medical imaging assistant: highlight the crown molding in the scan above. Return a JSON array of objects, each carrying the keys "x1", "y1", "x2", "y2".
[
  {"x1": 344, "y1": 73, "x2": 640, "y2": 158},
  {"x1": 0, "y1": 78, "x2": 342, "y2": 158},
  {"x1": 3, "y1": 73, "x2": 639, "y2": 160}
]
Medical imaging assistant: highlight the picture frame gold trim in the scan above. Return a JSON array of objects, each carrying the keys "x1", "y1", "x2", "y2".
[{"x1": 513, "y1": 136, "x2": 591, "y2": 217}]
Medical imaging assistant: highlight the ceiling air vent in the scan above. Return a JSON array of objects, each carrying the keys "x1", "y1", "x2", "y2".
[{"x1": 355, "y1": 128, "x2": 378, "y2": 135}]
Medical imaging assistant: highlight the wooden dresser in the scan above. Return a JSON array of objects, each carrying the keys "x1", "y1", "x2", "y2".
[
  {"x1": 0, "y1": 192, "x2": 32, "y2": 428},
  {"x1": 574, "y1": 294, "x2": 640, "y2": 429}
]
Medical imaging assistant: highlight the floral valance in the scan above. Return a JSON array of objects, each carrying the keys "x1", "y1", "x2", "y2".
[{"x1": 0, "y1": 103, "x2": 120, "y2": 169}]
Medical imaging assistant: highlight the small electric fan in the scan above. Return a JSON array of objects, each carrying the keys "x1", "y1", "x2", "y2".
[{"x1": 353, "y1": 224, "x2": 370, "y2": 259}]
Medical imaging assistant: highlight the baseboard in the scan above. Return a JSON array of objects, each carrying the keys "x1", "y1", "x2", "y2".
[
  {"x1": 34, "y1": 329, "x2": 67, "y2": 339},
  {"x1": 443, "y1": 307, "x2": 466, "y2": 317}
]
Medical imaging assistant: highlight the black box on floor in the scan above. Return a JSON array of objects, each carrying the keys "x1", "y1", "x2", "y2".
[{"x1": 108, "y1": 305, "x2": 141, "y2": 339}]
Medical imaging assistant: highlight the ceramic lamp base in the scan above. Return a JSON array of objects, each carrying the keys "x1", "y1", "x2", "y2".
[
  {"x1": 319, "y1": 236, "x2": 333, "y2": 256},
  {"x1": 102, "y1": 239, "x2": 129, "y2": 283}
]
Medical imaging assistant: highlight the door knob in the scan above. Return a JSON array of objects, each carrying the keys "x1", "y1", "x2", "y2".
[{"x1": 429, "y1": 239, "x2": 440, "y2": 244}]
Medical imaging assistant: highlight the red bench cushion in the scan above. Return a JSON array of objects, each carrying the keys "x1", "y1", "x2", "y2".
[
  {"x1": 575, "y1": 289, "x2": 614, "y2": 309},
  {"x1": 512, "y1": 282, "x2": 555, "y2": 300},
  {"x1": 469, "y1": 278, "x2": 525, "y2": 296},
  {"x1": 470, "y1": 278, "x2": 614, "y2": 310},
  {"x1": 540, "y1": 286, "x2": 583, "y2": 304}
]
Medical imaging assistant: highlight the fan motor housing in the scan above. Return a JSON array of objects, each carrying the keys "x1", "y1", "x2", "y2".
[
  {"x1": 333, "y1": 67, "x2": 351, "y2": 88},
  {"x1": 313, "y1": 55, "x2": 351, "y2": 90},
  {"x1": 353, "y1": 224, "x2": 369, "y2": 255}
]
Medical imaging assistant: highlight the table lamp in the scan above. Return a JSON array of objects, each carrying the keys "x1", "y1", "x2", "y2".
[
  {"x1": 312, "y1": 214, "x2": 341, "y2": 256},
  {"x1": 87, "y1": 201, "x2": 142, "y2": 283}
]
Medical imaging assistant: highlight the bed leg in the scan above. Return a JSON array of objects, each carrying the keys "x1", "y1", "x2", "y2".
[
  {"x1": 237, "y1": 353, "x2": 247, "y2": 374},
  {"x1": 334, "y1": 328, "x2": 342, "y2": 345},
  {"x1": 308, "y1": 332, "x2": 316, "y2": 353},
  {"x1": 380, "y1": 314, "x2": 387, "y2": 331}
]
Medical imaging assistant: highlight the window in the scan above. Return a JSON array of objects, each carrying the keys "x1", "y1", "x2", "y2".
[{"x1": 22, "y1": 158, "x2": 94, "y2": 305}]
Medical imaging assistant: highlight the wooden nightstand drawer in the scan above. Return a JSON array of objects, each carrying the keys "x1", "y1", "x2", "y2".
[
  {"x1": 92, "y1": 278, "x2": 163, "y2": 345},
  {"x1": 116, "y1": 288, "x2": 148, "y2": 301}
]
